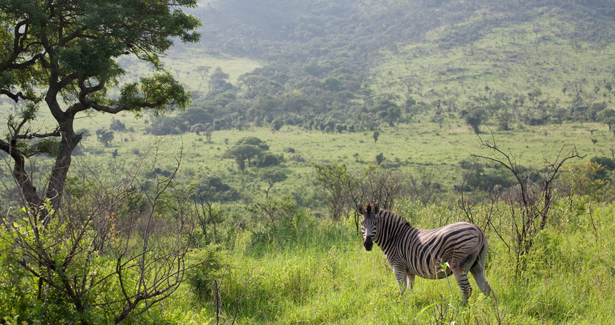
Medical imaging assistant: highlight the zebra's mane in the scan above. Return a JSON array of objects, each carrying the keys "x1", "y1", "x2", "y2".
[{"x1": 378, "y1": 209, "x2": 412, "y2": 227}]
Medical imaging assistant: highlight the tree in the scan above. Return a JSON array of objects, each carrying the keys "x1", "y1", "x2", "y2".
[
  {"x1": 322, "y1": 77, "x2": 342, "y2": 91},
  {"x1": 227, "y1": 145, "x2": 262, "y2": 171},
  {"x1": 195, "y1": 65, "x2": 212, "y2": 81},
  {"x1": 236, "y1": 136, "x2": 269, "y2": 150},
  {"x1": 375, "y1": 153, "x2": 385, "y2": 165},
  {"x1": 96, "y1": 128, "x2": 114, "y2": 147},
  {"x1": 0, "y1": 0, "x2": 200, "y2": 215},
  {"x1": 600, "y1": 109, "x2": 615, "y2": 135},
  {"x1": 312, "y1": 163, "x2": 366, "y2": 220},
  {"x1": 463, "y1": 108, "x2": 487, "y2": 134},
  {"x1": 208, "y1": 67, "x2": 233, "y2": 92},
  {"x1": 472, "y1": 134, "x2": 583, "y2": 258},
  {"x1": 271, "y1": 118, "x2": 284, "y2": 131},
  {"x1": 260, "y1": 169, "x2": 287, "y2": 198},
  {"x1": 110, "y1": 118, "x2": 127, "y2": 132},
  {"x1": 373, "y1": 131, "x2": 380, "y2": 142},
  {"x1": 373, "y1": 99, "x2": 401, "y2": 126},
  {"x1": 553, "y1": 108, "x2": 568, "y2": 126},
  {"x1": 496, "y1": 110, "x2": 513, "y2": 131},
  {"x1": 245, "y1": 197, "x2": 297, "y2": 241}
]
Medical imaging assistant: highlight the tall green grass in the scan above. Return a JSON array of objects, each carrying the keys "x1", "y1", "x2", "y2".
[{"x1": 164, "y1": 196, "x2": 615, "y2": 324}]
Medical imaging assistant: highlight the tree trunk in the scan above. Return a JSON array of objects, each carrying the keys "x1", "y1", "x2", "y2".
[
  {"x1": 46, "y1": 125, "x2": 81, "y2": 217},
  {"x1": 472, "y1": 124, "x2": 480, "y2": 134}
]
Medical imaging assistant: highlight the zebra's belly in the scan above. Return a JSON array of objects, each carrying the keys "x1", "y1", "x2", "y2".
[
  {"x1": 418, "y1": 266, "x2": 453, "y2": 280},
  {"x1": 403, "y1": 254, "x2": 454, "y2": 279}
]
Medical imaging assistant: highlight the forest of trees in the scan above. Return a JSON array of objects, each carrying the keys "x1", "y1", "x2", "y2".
[{"x1": 139, "y1": 0, "x2": 615, "y2": 139}]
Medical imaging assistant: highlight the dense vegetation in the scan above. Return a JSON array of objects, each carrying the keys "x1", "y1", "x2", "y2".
[
  {"x1": 147, "y1": 0, "x2": 615, "y2": 139},
  {"x1": 2, "y1": 0, "x2": 615, "y2": 323}
]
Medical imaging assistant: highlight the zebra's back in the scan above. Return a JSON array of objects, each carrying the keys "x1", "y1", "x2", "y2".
[{"x1": 400, "y1": 222, "x2": 484, "y2": 279}]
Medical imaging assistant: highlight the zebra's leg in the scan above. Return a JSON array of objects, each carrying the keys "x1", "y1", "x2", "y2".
[
  {"x1": 470, "y1": 263, "x2": 492, "y2": 297},
  {"x1": 393, "y1": 267, "x2": 408, "y2": 295},
  {"x1": 453, "y1": 271, "x2": 473, "y2": 302},
  {"x1": 406, "y1": 273, "x2": 415, "y2": 292},
  {"x1": 470, "y1": 244, "x2": 492, "y2": 297}
]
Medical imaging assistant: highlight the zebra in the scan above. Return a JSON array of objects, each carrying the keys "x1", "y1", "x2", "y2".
[{"x1": 358, "y1": 203, "x2": 492, "y2": 301}]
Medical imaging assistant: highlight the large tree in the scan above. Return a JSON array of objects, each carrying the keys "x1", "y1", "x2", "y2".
[{"x1": 0, "y1": 0, "x2": 200, "y2": 214}]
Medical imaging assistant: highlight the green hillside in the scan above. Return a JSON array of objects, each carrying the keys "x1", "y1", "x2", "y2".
[
  {"x1": 3, "y1": 1, "x2": 615, "y2": 323},
  {"x1": 141, "y1": 0, "x2": 615, "y2": 138}
]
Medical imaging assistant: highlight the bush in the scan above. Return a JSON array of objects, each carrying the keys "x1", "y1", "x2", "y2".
[
  {"x1": 109, "y1": 118, "x2": 127, "y2": 131},
  {"x1": 558, "y1": 162, "x2": 614, "y2": 201},
  {"x1": 145, "y1": 116, "x2": 187, "y2": 135},
  {"x1": 245, "y1": 197, "x2": 298, "y2": 243},
  {"x1": 259, "y1": 153, "x2": 284, "y2": 167},
  {"x1": 196, "y1": 176, "x2": 240, "y2": 202},
  {"x1": 187, "y1": 245, "x2": 227, "y2": 300},
  {"x1": 590, "y1": 156, "x2": 615, "y2": 171}
]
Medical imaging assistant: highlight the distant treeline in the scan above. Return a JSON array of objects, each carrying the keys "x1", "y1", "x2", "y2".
[{"x1": 145, "y1": 0, "x2": 615, "y2": 135}]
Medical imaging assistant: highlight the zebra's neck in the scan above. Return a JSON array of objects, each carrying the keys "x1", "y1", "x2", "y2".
[{"x1": 374, "y1": 210, "x2": 413, "y2": 249}]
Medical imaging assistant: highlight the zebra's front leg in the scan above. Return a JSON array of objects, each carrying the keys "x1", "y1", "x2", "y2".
[
  {"x1": 406, "y1": 273, "x2": 415, "y2": 292},
  {"x1": 393, "y1": 268, "x2": 408, "y2": 295}
]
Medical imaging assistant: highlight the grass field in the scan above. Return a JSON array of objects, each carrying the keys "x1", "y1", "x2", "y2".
[
  {"x1": 158, "y1": 197, "x2": 615, "y2": 324},
  {"x1": 373, "y1": 16, "x2": 615, "y2": 105},
  {"x1": 61, "y1": 108, "x2": 614, "y2": 210},
  {"x1": 115, "y1": 49, "x2": 261, "y2": 94}
]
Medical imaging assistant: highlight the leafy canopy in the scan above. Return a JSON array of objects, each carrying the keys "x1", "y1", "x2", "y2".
[
  {"x1": 1, "y1": 0, "x2": 200, "y2": 117},
  {"x1": 0, "y1": 0, "x2": 201, "y2": 211}
]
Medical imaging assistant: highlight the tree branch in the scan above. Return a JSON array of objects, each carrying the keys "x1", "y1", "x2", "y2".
[{"x1": 0, "y1": 90, "x2": 38, "y2": 103}]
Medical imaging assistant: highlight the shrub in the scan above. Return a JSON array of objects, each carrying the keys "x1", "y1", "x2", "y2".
[
  {"x1": 259, "y1": 153, "x2": 283, "y2": 167},
  {"x1": 109, "y1": 118, "x2": 127, "y2": 131}
]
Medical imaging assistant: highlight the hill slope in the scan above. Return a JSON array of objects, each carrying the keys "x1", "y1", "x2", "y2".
[{"x1": 163, "y1": 0, "x2": 615, "y2": 133}]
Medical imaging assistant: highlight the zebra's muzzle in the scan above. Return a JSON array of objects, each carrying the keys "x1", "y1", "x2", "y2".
[{"x1": 364, "y1": 236, "x2": 373, "y2": 251}]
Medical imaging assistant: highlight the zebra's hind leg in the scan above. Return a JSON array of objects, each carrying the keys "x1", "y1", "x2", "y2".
[
  {"x1": 470, "y1": 240, "x2": 492, "y2": 298},
  {"x1": 453, "y1": 271, "x2": 473, "y2": 302},
  {"x1": 470, "y1": 261, "x2": 492, "y2": 297}
]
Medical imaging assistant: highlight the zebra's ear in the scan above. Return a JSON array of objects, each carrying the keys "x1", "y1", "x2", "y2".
[
  {"x1": 374, "y1": 203, "x2": 380, "y2": 214},
  {"x1": 358, "y1": 205, "x2": 365, "y2": 215}
]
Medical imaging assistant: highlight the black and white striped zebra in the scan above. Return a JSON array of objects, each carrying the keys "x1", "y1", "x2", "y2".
[{"x1": 358, "y1": 203, "x2": 492, "y2": 301}]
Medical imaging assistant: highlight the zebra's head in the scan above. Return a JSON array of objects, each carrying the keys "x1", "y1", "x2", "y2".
[{"x1": 358, "y1": 203, "x2": 379, "y2": 251}]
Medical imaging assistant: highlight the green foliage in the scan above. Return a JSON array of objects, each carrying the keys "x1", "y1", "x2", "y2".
[
  {"x1": 196, "y1": 176, "x2": 240, "y2": 203},
  {"x1": 34, "y1": 137, "x2": 62, "y2": 157},
  {"x1": 559, "y1": 162, "x2": 614, "y2": 201},
  {"x1": 227, "y1": 144, "x2": 262, "y2": 170},
  {"x1": 260, "y1": 169, "x2": 287, "y2": 184},
  {"x1": 260, "y1": 169, "x2": 287, "y2": 198},
  {"x1": 372, "y1": 131, "x2": 379, "y2": 143},
  {"x1": 591, "y1": 156, "x2": 615, "y2": 171},
  {"x1": 462, "y1": 107, "x2": 487, "y2": 134},
  {"x1": 109, "y1": 118, "x2": 126, "y2": 132},
  {"x1": 168, "y1": 197, "x2": 615, "y2": 324},
  {"x1": 312, "y1": 162, "x2": 368, "y2": 220},
  {"x1": 236, "y1": 136, "x2": 269, "y2": 150},
  {"x1": 245, "y1": 196, "x2": 298, "y2": 242},
  {"x1": 457, "y1": 158, "x2": 517, "y2": 193},
  {"x1": 375, "y1": 152, "x2": 385, "y2": 165},
  {"x1": 95, "y1": 128, "x2": 114, "y2": 146},
  {"x1": 186, "y1": 245, "x2": 227, "y2": 301}
]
